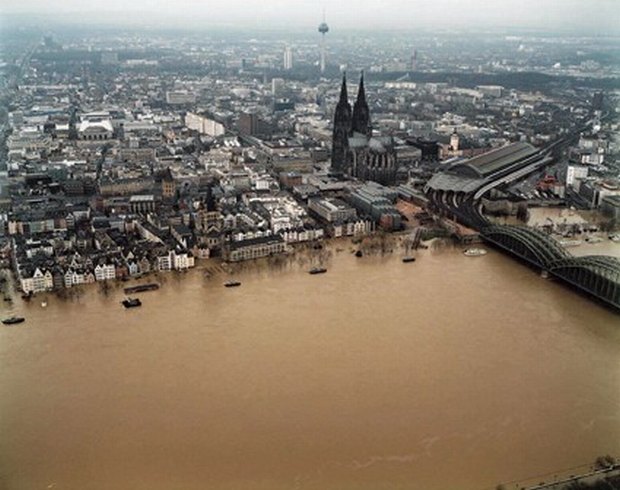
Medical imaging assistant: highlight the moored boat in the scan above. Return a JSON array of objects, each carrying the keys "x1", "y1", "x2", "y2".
[
  {"x1": 123, "y1": 283, "x2": 160, "y2": 294},
  {"x1": 2, "y1": 316, "x2": 25, "y2": 325},
  {"x1": 463, "y1": 248, "x2": 487, "y2": 257},
  {"x1": 309, "y1": 267, "x2": 327, "y2": 275},
  {"x1": 224, "y1": 281, "x2": 241, "y2": 288},
  {"x1": 121, "y1": 297, "x2": 142, "y2": 308},
  {"x1": 559, "y1": 239, "x2": 582, "y2": 248},
  {"x1": 402, "y1": 256, "x2": 416, "y2": 263}
]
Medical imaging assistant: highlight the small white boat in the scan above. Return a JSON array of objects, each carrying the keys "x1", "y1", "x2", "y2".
[
  {"x1": 463, "y1": 248, "x2": 487, "y2": 257},
  {"x1": 41, "y1": 301, "x2": 48, "y2": 308},
  {"x1": 559, "y1": 239, "x2": 582, "y2": 248}
]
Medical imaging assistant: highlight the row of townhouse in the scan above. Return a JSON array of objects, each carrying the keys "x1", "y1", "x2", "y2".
[
  {"x1": 329, "y1": 218, "x2": 375, "y2": 238},
  {"x1": 279, "y1": 226, "x2": 325, "y2": 243},
  {"x1": 19, "y1": 263, "x2": 119, "y2": 293},
  {"x1": 156, "y1": 250, "x2": 196, "y2": 271},
  {"x1": 63, "y1": 256, "x2": 154, "y2": 288},
  {"x1": 94, "y1": 264, "x2": 117, "y2": 281},
  {"x1": 7, "y1": 207, "x2": 91, "y2": 236},
  {"x1": 20, "y1": 268, "x2": 55, "y2": 294},
  {"x1": 17, "y1": 248, "x2": 196, "y2": 293},
  {"x1": 63, "y1": 269, "x2": 96, "y2": 288},
  {"x1": 228, "y1": 226, "x2": 324, "y2": 245}
]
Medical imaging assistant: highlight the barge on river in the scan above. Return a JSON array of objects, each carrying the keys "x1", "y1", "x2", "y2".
[{"x1": 123, "y1": 283, "x2": 160, "y2": 294}]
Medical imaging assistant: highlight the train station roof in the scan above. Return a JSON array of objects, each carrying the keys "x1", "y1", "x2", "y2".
[
  {"x1": 426, "y1": 142, "x2": 540, "y2": 193},
  {"x1": 425, "y1": 172, "x2": 486, "y2": 193},
  {"x1": 450, "y1": 142, "x2": 538, "y2": 179}
]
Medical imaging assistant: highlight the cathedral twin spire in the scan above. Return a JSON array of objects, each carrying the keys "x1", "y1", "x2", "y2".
[
  {"x1": 334, "y1": 71, "x2": 371, "y2": 138},
  {"x1": 352, "y1": 71, "x2": 371, "y2": 137},
  {"x1": 331, "y1": 71, "x2": 372, "y2": 173},
  {"x1": 334, "y1": 72, "x2": 352, "y2": 124},
  {"x1": 338, "y1": 72, "x2": 349, "y2": 105},
  {"x1": 331, "y1": 72, "x2": 397, "y2": 184}
]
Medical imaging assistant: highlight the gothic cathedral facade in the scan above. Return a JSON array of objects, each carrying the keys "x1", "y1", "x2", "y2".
[{"x1": 331, "y1": 73, "x2": 397, "y2": 185}]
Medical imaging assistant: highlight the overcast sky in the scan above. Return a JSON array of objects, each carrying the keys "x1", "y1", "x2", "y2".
[{"x1": 2, "y1": 0, "x2": 619, "y2": 33}]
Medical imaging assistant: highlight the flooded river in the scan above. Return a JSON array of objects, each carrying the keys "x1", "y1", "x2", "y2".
[{"x1": 1, "y1": 242, "x2": 619, "y2": 490}]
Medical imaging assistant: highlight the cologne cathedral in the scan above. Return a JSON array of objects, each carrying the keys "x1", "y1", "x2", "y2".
[{"x1": 331, "y1": 73, "x2": 397, "y2": 185}]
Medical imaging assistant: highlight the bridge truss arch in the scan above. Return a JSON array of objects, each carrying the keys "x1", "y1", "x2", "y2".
[
  {"x1": 549, "y1": 256, "x2": 620, "y2": 308},
  {"x1": 481, "y1": 226, "x2": 620, "y2": 309},
  {"x1": 481, "y1": 225, "x2": 569, "y2": 269}
]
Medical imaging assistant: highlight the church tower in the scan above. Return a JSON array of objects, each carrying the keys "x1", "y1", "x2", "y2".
[
  {"x1": 450, "y1": 128, "x2": 460, "y2": 152},
  {"x1": 352, "y1": 71, "x2": 371, "y2": 137},
  {"x1": 331, "y1": 74, "x2": 352, "y2": 173}
]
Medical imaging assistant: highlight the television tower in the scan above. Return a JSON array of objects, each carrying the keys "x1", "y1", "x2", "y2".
[{"x1": 318, "y1": 10, "x2": 329, "y2": 74}]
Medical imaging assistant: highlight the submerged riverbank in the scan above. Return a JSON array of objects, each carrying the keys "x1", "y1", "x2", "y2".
[
  {"x1": 2, "y1": 230, "x2": 618, "y2": 311},
  {"x1": 1, "y1": 234, "x2": 430, "y2": 304}
]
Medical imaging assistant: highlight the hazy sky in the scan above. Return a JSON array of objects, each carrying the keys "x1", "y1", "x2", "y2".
[{"x1": 2, "y1": 0, "x2": 619, "y2": 33}]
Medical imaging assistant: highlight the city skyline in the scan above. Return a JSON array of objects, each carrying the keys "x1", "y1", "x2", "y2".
[
  {"x1": 0, "y1": 2, "x2": 619, "y2": 488},
  {"x1": 1, "y1": 0, "x2": 620, "y2": 34}
]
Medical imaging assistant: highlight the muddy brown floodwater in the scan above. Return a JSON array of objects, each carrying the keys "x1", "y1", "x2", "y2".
[{"x1": 1, "y1": 243, "x2": 619, "y2": 490}]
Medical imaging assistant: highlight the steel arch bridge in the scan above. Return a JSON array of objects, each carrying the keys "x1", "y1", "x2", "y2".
[
  {"x1": 480, "y1": 225, "x2": 620, "y2": 310},
  {"x1": 424, "y1": 159, "x2": 620, "y2": 310},
  {"x1": 549, "y1": 256, "x2": 620, "y2": 309},
  {"x1": 481, "y1": 225, "x2": 569, "y2": 269}
]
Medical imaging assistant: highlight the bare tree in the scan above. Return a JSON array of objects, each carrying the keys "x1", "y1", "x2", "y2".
[{"x1": 98, "y1": 280, "x2": 111, "y2": 297}]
